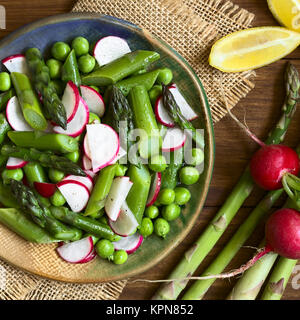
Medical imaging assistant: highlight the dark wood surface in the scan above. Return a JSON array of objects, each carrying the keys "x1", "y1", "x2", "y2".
[{"x1": 0, "y1": 0, "x2": 299, "y2": 300}]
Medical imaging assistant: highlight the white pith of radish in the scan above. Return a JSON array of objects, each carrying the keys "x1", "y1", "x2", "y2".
[
  {"x1": 34, "y1": 182, "x2": 56, "y2": 198},
  {"x1": 6, "y1": 157, "x2": 28, "y2": 169},
  {"x1": 162, "y1": 127, "x2": 186, "y2": 152},
  {"x1": 57, "y1": 180, "x2": 90, "y2": 213},
  {"x1": 109, "y1": 147, "x2": 127, "y2": 165},
  {"x1": 82, "y1": 154, "x2": 92, "y2": 170},
  {"x1": 53, "y1": 97, "x2": 89, "y2": 137},
  {"x1": 108, "y1": 202, "x2": 139, "y2": 237},
  {"x1": 86, "y1": 124, "x2": 120, "y2": 172},
  {"x1": 93, "y1": 36, "x2": 131, "y2": 66},
  {"x1": 113, "y1": 233, "x2": 143, "y2": 254},
  {"x1": 61, "y1": 81, "x2": 80, "y2": 123},
  {"x1": 80, "y1": 85, "x2": 105, "y2": 117},
  {"x1": 62, "y1": 174, "x2": 94, "y2": 192},
  {"x1": 155, "y1": 86, "x2": 198, "y2": 127},
  {"x1": 56, "y1": 236, "x2": 94, "y2": 264},
  {"x1": 146, "y1": 172, "x2": 161, "y2": 207},
  {"x1": 6, "y1": 96, "x2": 33, "y2": 131},
  {"x1": 105, "y1": 177, "x2": 133, "y2": 221},
  {"x1": 2, "y1": 54, "x2": 29, "y2": 75}
]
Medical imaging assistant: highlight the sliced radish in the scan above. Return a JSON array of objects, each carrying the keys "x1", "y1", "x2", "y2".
[
  {"x1": 162, "y1": 127, "x2": 186, "y2": 152},
  {"x1": 82, "y1": 154, "x2": 92, "y2": 170},
  {"x1": 109, "y1": 202, "x2": 139, "y2": 237},
  {"x1": 6, "y1": 157, "x2": 28, "y2": 169},
  {"x1": 105, "y1": 177, "x2": 133, "y2": 221},
  {"x1": 2, "y1": 54, "x2": 29, "y2": 75},
  {"x1": 80, "y1": 85, "x2": 105, "y2": 117},
  {"x1": 57, "y1": 180, "x2": 90, "y2": 213},
  {"x1": 62, "y1": 174, "x2": 94, "y2": 192},
  {"x1": 86, "y1": 124, "x2": 120, "y2": 172},
  {"x1": 146, "y1": 172, "x2": 161, "y2": 207},
  {"x1": 77, "y1": 249, "x2": 97, "y2": 264},
  {"x1": 84, "y1": 170, "x2": 96, "y2": 180},
  {"x1": 53, "y1": 97, "x2": 89, "y2": 137},
  {"x1": 6, "y1": 96, "x2": 33, "y2": 131},
  {"x1": 56, "y1": 236, "x2": 94, "y2": 264},
  {"x1": 83, "y1": 133, "x2": 92, "y2": 159},
  {"x1": 61, "y1": 81, "x2": 80, "y2": 123},
  {"x1": 155, "y1": 96, "x2": 175, "y2": 127},
  {"x1": 109, "y1": 147, "x2": 127, "y2": 165},
  {"x1": 113, "y1": 233, "x2": 143, "y2": 254},
  {"x1": 34, "y1": 182, "x2": 56, "y2": 198},
  {"x1": 93, "y1": 36, "x2": 131, "y2": 66}
]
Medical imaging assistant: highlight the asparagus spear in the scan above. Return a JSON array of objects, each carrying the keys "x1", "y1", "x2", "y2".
[
  {"x1": 1, "y1": 145, "x2": 85, "y2": 176},
  {"x1": 25, "y1": 48, "x2": 67, "y2": 129},
  {"x1": 152, "y1": 62, "x2": 300, "y2": 300}
]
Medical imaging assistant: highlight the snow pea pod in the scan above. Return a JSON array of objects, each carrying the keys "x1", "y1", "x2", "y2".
[
  {"x1": 0, "y1": 88, "x2": 15, "y2": 111},
  {"x1": 61, "y1": 49, "x2": 81, "y2": 87},
  {"x1": 23, "y1": 162, "x2": 47, "y2": 186},
  {"x1": 161, "y1": 148, "x2": 183, "y2": 190}
]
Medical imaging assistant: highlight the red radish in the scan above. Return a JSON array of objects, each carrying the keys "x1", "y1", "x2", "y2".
[
  {"x1": 108, "y1": 202, "x2": 139, "y2": 237},
  {"x1": 83, "y1": 133, "x2": 92, "y2": 159},
  {"x1": 82, "y1": 154, "x2": 92, "y2": 171},
  {"x1": 93, "y1": 36, "x2": 131, "y2": 66},
  {"x1": 146, "y1": 172, "x2": 161, "y2": 207},
  {"x1": 62, "y1": 174, "x2": 94, "y2": 192},
  {"x1": 109, "y1": 147, "x2": 127, "y2": 165},
  {"x1": 250, "y1": 145, "x2": 300, "y2": 190},
  {"x1": 6, "y1": 157, "x2": 28, "y2": 169},
  {"x1": 162, "y1": 127, "x2": 186, "y2": 152},
  {"x1": 105, "y1": 177, "x2": 133, "y2": 221},
  {"x1": 6, "y1": 96, "x2": 33, "y2": 131},
  {"x1": 57, "y1": 180, "x2": 90, "y2": 212},
  {"x1": 34, "y1": 182, "x2": 56, "y2": 198},
  {"x1": 2, "y1": 54, "x2": 29, "y2": 75},
  {"x1": 84, "y1": 170, "x2": 96, "y2": 180},
  {"x1": 113, "y1": 233, "x2": 143, "y2": 254},
  {"x1": 53, "y1": 97, "x2": 89, "y2": 137},
  {"x1": 77, "y1": 249, "x2": 97, "y2": 264},
  {"x1": 61, "y1": 81, "x2": 80, "y2": 123},
  {"x1": 80, "y1": 85, "x2": 105, "y2": 117},
  {"x1": 57, "y1": 236, "x2": 94, "y2": 264},
  {"x1": 86, "y1": 124, "x2": 120, "y2": 172}
]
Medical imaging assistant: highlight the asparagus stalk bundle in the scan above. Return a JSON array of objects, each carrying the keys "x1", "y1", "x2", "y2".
[{"x1": 152, "y1": 62, "x2": 300, "y2": 300}]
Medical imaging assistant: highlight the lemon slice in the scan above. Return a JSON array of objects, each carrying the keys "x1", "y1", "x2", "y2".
[
  {"x1": 209, "y1": 27, "x2": 300, "y2": 72},
  {"x1": 268, "y1": 0, "x2": 300, "y2": 32}
]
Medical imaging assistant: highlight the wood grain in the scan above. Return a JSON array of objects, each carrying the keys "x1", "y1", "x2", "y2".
[{"x1": 0, "y1": 0, "x2": 299, "y2": 300}]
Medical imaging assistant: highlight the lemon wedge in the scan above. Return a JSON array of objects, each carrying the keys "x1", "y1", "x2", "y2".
[
  {"x1": 268, "y1": 0, "x2": 300, "y2": 32},
  {"x1": 209, "y1": 27, "x2": 300, "y2": 72}
]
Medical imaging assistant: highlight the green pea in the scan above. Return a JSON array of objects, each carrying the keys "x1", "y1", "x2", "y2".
[
  {"x1": 139, "y1": 217, "x2": 154, "y2": 238},
  {"x1": 0, "y1": 72, "x2": 11, "y2": 91},
  {"x1": 157, "y1": 188, "x2": 175, "y2": 205},
  {"x1": 145, "y1": 205, "x2": 159, "y2": 219},
  {"x1": 156, "y1": 68, "x2": 173, "y2": 85},
  {"x1": 46, "y1": 59, "x2": 62, "y2": 80},
  {"x1": 148, "y1": 85, "x2": 162, "y2": 106},
  {"x1": 149, "y1": 154, "x2": 167, "y2": 173},
  {"x1": 113, "y1": 250, "x2": 128, "y2": 265},
  {"x1": 115, "y1": 164, "x2": 128, "y2": 177},
  {"x1": 50, "y1": 80, "x2": 65, "y2": 96},
  {"x1": 72, "y1": 36, "x2": 90, "y2": 57},
  {"x1": 51, "y1": 42, "x2": 71, "y2": 61},
  {"x1": 179, "y1": 166, "x2": 200, "y2": 185},
  {"x1": 2, "y1": 168, "x2": 23, "y2": 184},
  {"x1": 89, "y1": 85, "x2": 100, "y2": 93},
  {"x1": 50, "y1": 189, "x2": 66, "y2": 207},
  {"x1": 154, "y1": 218, "x2": 170, "y2": 238},
  {"x1": 96, "y1": 239, "x2": 115, "y2": 259},
  {"x1": 48, "y1": 168, "x2": 65, "y2": 183},
  {"x1": 162, "y1": 203, "x2": 181, "y2": 221},
  {"x1": 65, "y1": 150, "x2": 80, "y2": 163},
  {"x1": 174, "y1": 187, "x2": 191, "y2": 205},
  {"x1": 89, "y1": 112, "x2": 101, "y2": 124},
  {"x1": 78, "y1": 54, "x2": 96, "y2": 74},
  {"x1": 190, "y1": 148, "x2": 204, "y2": 166}
]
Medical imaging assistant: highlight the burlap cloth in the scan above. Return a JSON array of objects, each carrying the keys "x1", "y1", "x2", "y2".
[{"x1": 0, "y1": 0, "x2": 256, "y2": 300}]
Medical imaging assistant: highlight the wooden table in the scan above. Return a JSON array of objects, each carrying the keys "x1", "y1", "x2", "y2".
[{"x1": 0, "y1": 0, "x2": 299, "y2": 300}]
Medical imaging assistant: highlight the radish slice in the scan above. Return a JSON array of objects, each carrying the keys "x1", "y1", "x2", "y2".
[
  {"x1": 34, "y1": 182, "x2": 56, "y2": 198},
  {"x1": 78, "y1": 249, "x2": 97, "y2": 264},
  {"x1": 53, "y1": 97, "x2": 89, "y2": 137},
  {"x1": 84, "y1": 170, "x2": 96, "y2": 180},
  {"x1": 61, "y1": 81, "x2": 80, "y2": 123},
  {"x1": 155, "y1": 86, "x2": 198, "y2": 126},
  {"x1": 146, "y1": 172, "x2": 161, "y2": 207},
  {"x1": 2, "y1": 54, "x2": 29, "y2": 75},
  {"x1": 83, "y1": 133, "x2": 92, "y2": 159},
  {"x1": 57, "y1": 180, "x2": 90, "y2": 212},
  {"x1": 62, "y1": 174, "x2": 94, "y2": 192},
  {"x1": 109, "y1": 202, "x2": 139, "y2": 237},
  {"x1": 93, "y1": 36, "x2": 131, "y2": 66},
  {"x1": 56, "y1": 236, "x2": 94, "y2": 264},
  {"x1": 86, "y1": 124, "x2": 120, "y2": 172},
  {"x1": 109, "y1": 147, "x2": 127, "y2": 165},
  {"x1": 162, "y1": 127, "x2": 186, "y2": 152},
  {"x1": 82, "y1": 154, "x2": 92, "y2": 170},
  {"x1": 105, "y1": 177, "x2": 133, "y2": 221},
  {"x1": 6, "y1": 96, "x2": 33, "y2": 131},
  {"x1": 6, "y1": 157, "x2": 28, "y2": 169},
  {"x1": 113, "y1": 233, "x2": 143, "y2": 254},
  {"x1": 80, "y1": 85, "x2": 105, "y2": 117}
]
